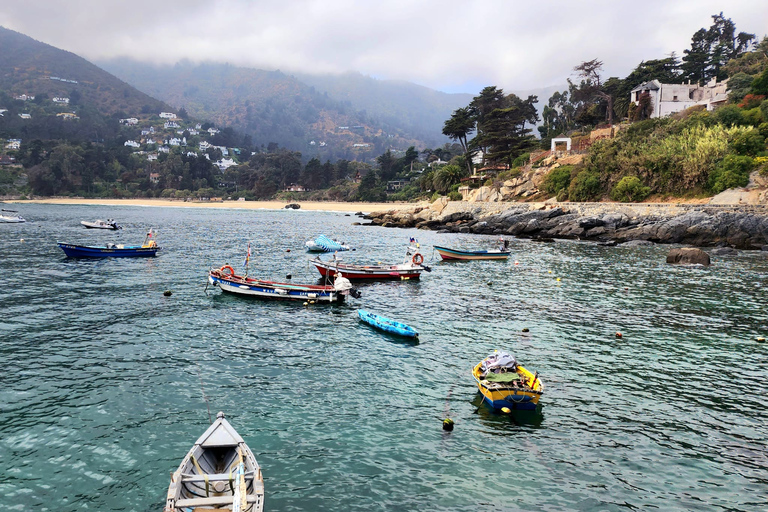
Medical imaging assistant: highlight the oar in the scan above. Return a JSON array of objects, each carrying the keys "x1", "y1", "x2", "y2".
[{"x1": 232, "y1": 448, "x2": 247, "y2": 512}]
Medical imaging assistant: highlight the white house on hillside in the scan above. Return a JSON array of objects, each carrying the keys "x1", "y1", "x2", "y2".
[
  {"x1": 159, "y1": 112, "x2": 176, "y2": 119},
  {"x1": 630, "y1": 77, "x2": 729, "y2": 118},
  {"x1": 124, "y1": 140, "x2": 140, "y2": 148}
]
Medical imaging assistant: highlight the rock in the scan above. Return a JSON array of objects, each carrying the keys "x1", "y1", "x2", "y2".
[
  {"x1": 619, "y1": 240, "x2": 654, "y2": 247},
  {"x1": 710, "y1": 247, "x2": 737, "y2": 256},
  {"x1": 762, "y1": 245, "x2": 768, "y2": 251},
  {"x1": 666, "y1": 247, "x2": 710, "y2": 266}
]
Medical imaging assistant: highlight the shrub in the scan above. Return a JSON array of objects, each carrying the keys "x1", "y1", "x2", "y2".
[
  {"x1": 738, "y1": 94, "x2": 766, "y2": 110},
  {"x1": 610, "y1": 176, "x2": 651, "y2": 202},
  {"x1": 730, "y1": 129, "x2": 766, "y2": 156},
  {"x1": 448, "y1": 191, "x2": 462, "y2": 201},
  {"x1": 541, "y1": 165, "x2": 572, "y2": 196},
  {"x1": 568, "y1": 170, "x2": 602, "y2": 201},
  {"x1": 716, "y1": 105, "x2": 746, "y2": 127},
  {"x1": 708, "y1": 154, "x2": 755, "y2": 193},
  {"x1": 511, "y1": 153, "x2": 530, "y2": 168}
]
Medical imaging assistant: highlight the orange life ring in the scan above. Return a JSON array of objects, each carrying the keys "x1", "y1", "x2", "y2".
[
  {"x1": 412, "y1": 253, "x2": 424, "y2": 265},
  {"x1": 220, "y1": 265, "x2": 235, "y2": 275}
]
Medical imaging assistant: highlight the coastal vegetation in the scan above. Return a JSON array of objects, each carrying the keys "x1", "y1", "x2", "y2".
[{"x1": 1, "y1": 13, "x2": 767, "y2": 204}]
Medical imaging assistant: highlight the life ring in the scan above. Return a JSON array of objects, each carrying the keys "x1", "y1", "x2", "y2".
[
  {"x1": 220, "y1": 265, "x2": 235, "y2": 275},
  {"x1": 412, "y1": 253, "x2": 424, "y2": 265}
]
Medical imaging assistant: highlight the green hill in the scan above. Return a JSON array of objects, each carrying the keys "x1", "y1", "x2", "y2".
[{"x1": 0, "y1": 26, "x2": 168, "y2": 116}]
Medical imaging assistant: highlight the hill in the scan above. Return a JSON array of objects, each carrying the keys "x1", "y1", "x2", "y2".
[
  {"x1": 0, "y1": 26, "x2": 168, "y2": 116},
  {"x1": 96, "y1": 59, "x2": 470, "y2": 159}
]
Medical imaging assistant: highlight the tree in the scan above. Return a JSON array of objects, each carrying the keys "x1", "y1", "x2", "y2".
[
  {"x1": 682, "y1": 13, "x2": 755, "y2": 83},
  {"x1": 376, "y1": 150, "x2": 397, "y2": 181},
  {"x1": 442, "y1": 107, "x2": 475, "y2": 174},
  {"x1": 571, "y1": 59, "x2": 615, "y2": 125}
]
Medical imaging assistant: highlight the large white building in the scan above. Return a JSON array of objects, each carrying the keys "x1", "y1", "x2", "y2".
[{"x1": 630, "y1": 78, "x2": 729, "y2": 118}]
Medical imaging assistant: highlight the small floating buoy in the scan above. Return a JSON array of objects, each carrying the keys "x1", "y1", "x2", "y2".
[
  {"x1": 556, "y1": 277, "x2": 561, "y2": 282},
  {"x1": 286, "y1": 274, "x2": 292, "y2": 280},
  {"x1": 309, "y1": 300, "x2": 315, "y2": 304},
  {"x1": 522, "y1": 328, "x2": 529, "y2": 333},
  {"x1": 163, "y1": 290, "x2": 172, "y2": 297},
  {"x1": 20, "y1": 239, "x2": 25, "y2": 243},
  {"x1": 501, "y1": 407, "x2": 511, "y2": 414},
  {"x1": 442, "y1": 418, "x2": 454, "y2": 431},
  {"x1": 548, "y1": 270, "x2": 552, "y2": 274},
  {"x1": 286, "y1": 249, "x2": 291, "y2": 252},
  {"x1": 757, "y1": 337, "x2": 766, "y2": 343},
  {"x1": 487, "y1": 281, "x2": 492, "y2": 286},
  {"x1": 615, "y1": 332, "x2": 622, "y2": 338},
  {"x1": 514, "y1": 261, "x2": 519, "y2": 265},
  {"x1": 303, "y1": 302, "x2": 308, "y2": 306}
]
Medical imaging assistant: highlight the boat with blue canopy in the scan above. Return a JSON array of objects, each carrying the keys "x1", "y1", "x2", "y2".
[
  {"x1": 57, "y1": 229, "x2": 160, "y2": 258},
  {"x1": 357, "y1": 309, "x2": 418, "y2": 338},
  {"x1": 305, "y1": 234, "x2": 351, "y2": 252}
]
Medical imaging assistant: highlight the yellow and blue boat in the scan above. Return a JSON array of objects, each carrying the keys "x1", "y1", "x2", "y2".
[{"x1": 472, "y1": 351, "x2": 543, "y2": 411}]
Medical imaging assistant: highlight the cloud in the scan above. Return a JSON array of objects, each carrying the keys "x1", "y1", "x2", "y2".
[{"x1": 2, "y1": 0, "x2": 767, "y2": 95}]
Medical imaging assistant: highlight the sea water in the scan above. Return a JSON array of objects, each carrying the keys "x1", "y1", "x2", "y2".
[{"x1": 1, "y1": 203, "x2": 767, "y2": 511}]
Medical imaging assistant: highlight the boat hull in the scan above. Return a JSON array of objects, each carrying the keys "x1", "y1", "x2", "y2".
[
  {"x1": 472, "y1": 362, "x2": 543, "y2": 411},
  {"x1": 0, "y1": 215, "x2": 25, "y2": 223},
  {"x1": 208, "y1": 271, "x2": 346, "y2": 303},
  {"x1": 81, "y1": 221, "x2": 120, "y2": 230},
  {"x1": 164, "y1": 412, "x2": 264, "y2": 512},
  {"x1": 434, "y1": 246, "x2": 510, "y2": 261},
  {"x1": 357, "y1": 309, "x2": 418, "y2": 338},
  {"x1": 57, "y1": 243, "x2": 159, "y2": 258},
  {"x1": 312, "y1": 259, "x2": 423, "y2": 280}
]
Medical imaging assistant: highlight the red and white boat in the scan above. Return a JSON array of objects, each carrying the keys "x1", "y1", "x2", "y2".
[{"x1": 310, "y1": 245, "x2": 430, "y2": 280}]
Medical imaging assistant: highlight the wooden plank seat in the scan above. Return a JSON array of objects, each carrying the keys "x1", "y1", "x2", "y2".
[
  {"x1": 174, "y1": 494, "x2": 263, "y2": 508},
  {"x1": 180, "y1": 471, "x2": 257, "y2": 483}
]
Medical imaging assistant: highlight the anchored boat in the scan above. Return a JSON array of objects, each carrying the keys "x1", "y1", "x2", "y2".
[
  {"x1": 163, "y1": 412, "x2": 264, "y2": 512},
  {"x1": 208, "y1": 265, "x2": 360, "y2": 303},
  {"x1": 305, "y1": 234, "x2": 351, "y2": 252},
  {"x1": 311, "y1": 242, "x2": 429, "y2": 280},
  {"x1": 472, "y1": 351, "x2": 543, "y2": 411},
  {"x1": 81, "y1": 219, "x2": 121, "y2": 230},
  {"x1": 434, "y1": 245, "x2": 510, "y2": 261},
  {"x1": 57, "y1": 229, "x2": 159, "y2": 258}
]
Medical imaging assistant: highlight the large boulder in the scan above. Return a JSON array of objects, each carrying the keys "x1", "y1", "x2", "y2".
[{"x1": 666, "y1": 247, "x2": 710, "y2": 266}]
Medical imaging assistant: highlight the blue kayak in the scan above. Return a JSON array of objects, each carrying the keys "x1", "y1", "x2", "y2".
[{"x1": 357, "y1": 309, "x2": 418, "y2": 338}]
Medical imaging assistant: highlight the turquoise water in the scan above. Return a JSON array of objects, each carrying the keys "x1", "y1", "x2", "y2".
[{"x1": 1, "y1": 203, "x2": 767, "y2": 512}]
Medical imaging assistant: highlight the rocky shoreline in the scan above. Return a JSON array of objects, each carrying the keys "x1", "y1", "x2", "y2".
[{"x1": 363, "y1": 199, "x2": 768, "y2": 250}]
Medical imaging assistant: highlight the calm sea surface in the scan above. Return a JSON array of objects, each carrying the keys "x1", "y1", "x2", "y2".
[{"x1": 1, "y1": 203, "x2": 767, "y2": 512}]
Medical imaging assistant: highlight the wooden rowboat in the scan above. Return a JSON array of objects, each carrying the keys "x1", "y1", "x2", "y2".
[
  {"x1": 164, "y1": 412, "x2": 264, "y2": 512},
  {"x1": 434, "y1": 245, "x2": 510, "y2": 261},
  {"x1": 357, "y1": 309, "x2": 418, "y2": 338},
  {"x1": 472, "y1": 351, "x2": 543, "y2": 411}
]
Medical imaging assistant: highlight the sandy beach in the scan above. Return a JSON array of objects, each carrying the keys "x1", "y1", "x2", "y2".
[{"x1": 6, "y1": 198, "x2": 416, "y2": 213}]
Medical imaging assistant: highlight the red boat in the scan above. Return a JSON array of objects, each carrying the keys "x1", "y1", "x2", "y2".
[{"x1": 310, "y1": 246, "x2": 429, "y2": 280}]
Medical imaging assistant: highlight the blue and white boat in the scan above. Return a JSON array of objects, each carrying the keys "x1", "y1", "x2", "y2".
[
  {"x1": 357, "y1": 309, "x2": 418, "y2": 338},
  {"x1": 58, "y1": 229, "x2": 160, "y2": 258},
  {"x1": 305, "y1": 235, "x2": 351, "y2": 252}
]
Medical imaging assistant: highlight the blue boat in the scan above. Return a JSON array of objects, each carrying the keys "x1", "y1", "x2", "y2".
[
  {"x1": 58, "y1": 229, "x2": 160, "y2": 258},
  {"x1": 357, "y1": 309, "x2": 418, "y2": 338}
]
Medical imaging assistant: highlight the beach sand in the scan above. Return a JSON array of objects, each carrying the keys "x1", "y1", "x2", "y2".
[{"x1": 7, "y1": 198, "x2": 417, "y2": 213}]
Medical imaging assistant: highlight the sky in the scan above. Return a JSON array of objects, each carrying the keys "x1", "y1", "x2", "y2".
[{"x1": 1, "y1": 0, "x2": 767, "y2": 96}]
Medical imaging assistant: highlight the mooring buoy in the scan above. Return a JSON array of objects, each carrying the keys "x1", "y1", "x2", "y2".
[{"x1": 442, "y1": 418, "x2": 454, "y2": 431}]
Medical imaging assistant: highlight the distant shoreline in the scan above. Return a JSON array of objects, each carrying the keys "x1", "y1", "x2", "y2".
[{"x1": 5, "y1": 198, "x2": 419, "y2": 214}]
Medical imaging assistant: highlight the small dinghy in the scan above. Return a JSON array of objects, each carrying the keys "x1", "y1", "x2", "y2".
[
  {"x1": 357, "y1": 309, "x2": 418, "y2": 338},
  {"x1": 164, "y1": 412, "x2": 265, "y2": 512},
  {"x1": 81, "y1": 219, "x2": 121, "y2": 230}
]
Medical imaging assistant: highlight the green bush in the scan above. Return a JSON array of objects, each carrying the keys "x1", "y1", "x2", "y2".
[
  {"x1": 448, "y1": 191, "x2": 462, "y2": 201},
  {"x1": 568, "y1": 170, "x2": 602, "y2": 201},
  {"x1": 730, "y1": 129, "x2": 766, "y2": 156},
  {"x1": 708, "y1": 154, "x2": 755, "y2": 193},
  {"x1": 541, "y1": 165, "x2": 573, "y2": 195},
  {"x1": 511, "y1": 153, "x2": 530, "y2": 168},
  {"x1": 716, "y1": 105, "x2": 746, "y2": 127},
  {"x1": 610, "y1": 176, "x2": 651, "y2": 202}
]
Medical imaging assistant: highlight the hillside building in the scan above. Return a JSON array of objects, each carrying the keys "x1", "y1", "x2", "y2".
[{"x1": 630, "y1": 77, "x2": 728, "y2": 118}]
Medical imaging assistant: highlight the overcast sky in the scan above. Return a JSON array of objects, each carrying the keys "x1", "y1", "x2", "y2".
[{"x1": 1, "y1": 1, "x2": 767, "y2": 96}]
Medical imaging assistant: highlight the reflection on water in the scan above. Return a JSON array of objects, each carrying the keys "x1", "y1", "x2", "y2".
[{"x1": 1, "y1": 203, "x2": 767, "y2": 512}]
